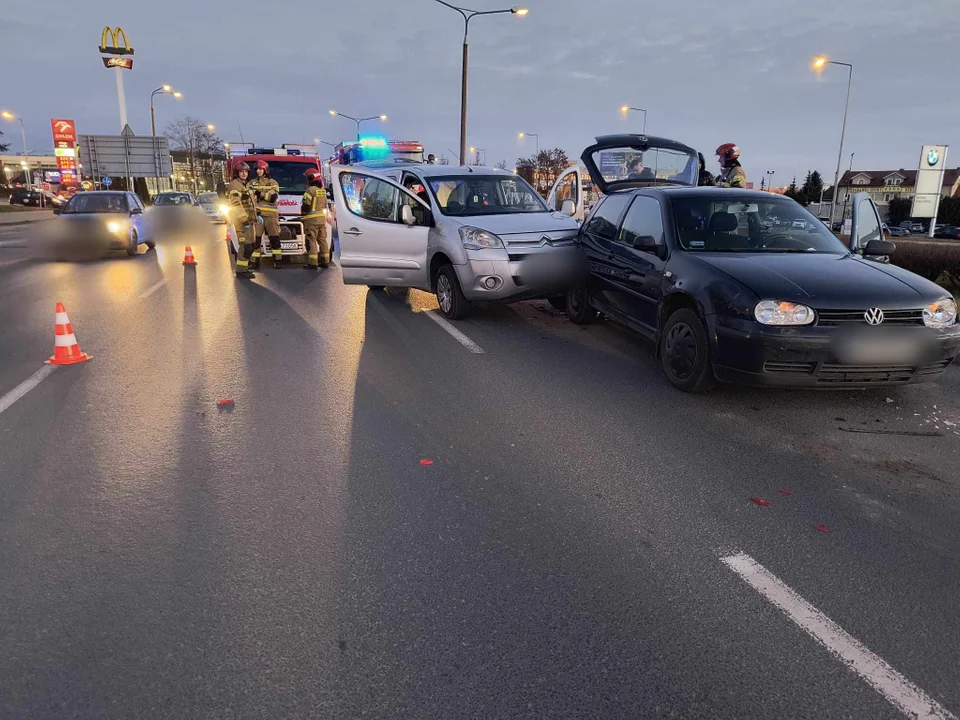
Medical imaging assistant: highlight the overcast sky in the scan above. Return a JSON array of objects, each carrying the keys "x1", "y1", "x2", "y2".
[{"x1": 2, "y1": 0, "x2": 959, "y2": 186}]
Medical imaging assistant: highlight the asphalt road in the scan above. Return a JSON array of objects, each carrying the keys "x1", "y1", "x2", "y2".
[{"x1": 1, "y1": 221, "x2": 959, "y2": 719}]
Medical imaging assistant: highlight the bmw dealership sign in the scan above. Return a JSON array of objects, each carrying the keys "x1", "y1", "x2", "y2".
[{"x1": 911, "y1": 145, "x2": 949, "y2": 219}]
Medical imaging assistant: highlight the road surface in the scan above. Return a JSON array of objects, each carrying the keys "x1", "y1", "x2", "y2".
[{"x1": 1, "y1": 222, "x2": 959, "y2": 719}]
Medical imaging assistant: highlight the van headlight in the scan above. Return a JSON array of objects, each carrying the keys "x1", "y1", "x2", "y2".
[
  {"x1": 459, "y1": 226, "x2": 503, "y2": 250},
  {"x1": 923, "y1": 297, "x2": 957, "y2": 328},
  {"x1": 754, "y1": 300, "x2": 815, "y2": 326}
]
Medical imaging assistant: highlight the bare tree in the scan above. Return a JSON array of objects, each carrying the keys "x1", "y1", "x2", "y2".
[
  {"x1": 0, "y1": 128, "x2": 9, "y2": 154},
  {"x1": 495, "y1": 160, "x2": 508, "y2": 170},
  {"x1": 515, "y1": 148, "x2": 571, "y2": 197},
  {"x1": 164, "y1": 116, "x2": 225, "y2": 193}
]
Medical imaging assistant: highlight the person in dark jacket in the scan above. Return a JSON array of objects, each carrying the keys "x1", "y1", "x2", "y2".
[{"x1": 698, "y1": 153, "x2": 716, "y2": 186}]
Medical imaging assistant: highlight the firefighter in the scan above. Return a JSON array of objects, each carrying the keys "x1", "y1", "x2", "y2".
[
  {"x1": 250, "y1": 160, "x2": 283, "y2": 269},
  {"x1": 301, "y1": 168, "x2": 328, "y2": 270},
  {"x1": 716, "y1": 143, "x2": 747, "y2": 188},
  {"x1": 227, "y1": 162, "x2": 259, "y2": 278}
]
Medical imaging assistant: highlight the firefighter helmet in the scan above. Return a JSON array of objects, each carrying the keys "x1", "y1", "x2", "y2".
[
  {"x1": 255, "y1": 160, "x2": 269, "y2": 171},
  {"x1": 715, "y1": 143, "x2": 740, "y2": 165},
  {"x1": 233, "y1": 161, "x2": 250, "y2": 174},
  {"x1": 304, "y1": 168, "x2": 322, "y2": 182}
]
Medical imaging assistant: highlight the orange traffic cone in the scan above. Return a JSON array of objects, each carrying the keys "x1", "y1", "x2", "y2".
[
  {"x1": 46, "y1": 302, "x2": 92, "y2": 366},
  {"x1": 182, "y1": 246, "x2": 197, "y2": 265}
]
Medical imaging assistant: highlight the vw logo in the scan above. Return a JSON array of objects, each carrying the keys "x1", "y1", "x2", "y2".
[
  {"x1": 864, "y1": 308, "x2": 884, "y2": 325},
  {"x1": 927, "y1": 149, "x2": 940, "y2": 167}
]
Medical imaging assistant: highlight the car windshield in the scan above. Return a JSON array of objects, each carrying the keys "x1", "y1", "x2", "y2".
[
  {"x1": 63, "y1": 193, "x2": 129, "y2": 214},
  {"x1": 198, "y1": 193, "x2": 218, "y2": 204},
  {"x1": 428, "y1": 174, "x2": 548, "y2": 216},
  {"x1": 256, "y1": 161, "x2": 319, "y2": 195},
  {"x1": 591, "y1": 146, "x2": 698, "y2": 186},
  {"x1": 154, "y1": 193, "x2": 194, "y2": 206},
  {"x1": 672, "y1": 195, "x2": 850, "y2": 253}
]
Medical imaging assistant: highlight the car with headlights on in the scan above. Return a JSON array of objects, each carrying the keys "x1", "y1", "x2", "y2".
[
  {"x1": 50, "y1": 191, "x2": 154, "y2": 258},
  {"x1": 563, "y1": 135, "x2": 960, "y2": 391},
  {"x1": 147, "y1": 191, "x2": 208, "y2": 233},
  {"x1": 198, "y1": 192, "x2": 228, "y2": 223},
  {"x1": 330, "y1": 161, "x2": 584, "y2": 319}
]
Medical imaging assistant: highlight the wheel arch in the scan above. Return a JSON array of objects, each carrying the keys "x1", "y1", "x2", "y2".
[{"x1": 429, "y1": 251, "x2": 453, "y2": 292}]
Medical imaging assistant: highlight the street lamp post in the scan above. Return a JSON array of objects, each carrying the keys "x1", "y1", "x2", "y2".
[
  {"x1": 150, "y1": 86, "x2": 180, "y2": 191},
  {"x1": 813, "y1": 56, "x2": 853, "y2": 228},
  {"x1": 328, "y1": 110, "x2": 386, "y2": 142},
  {"x1": 766, "y1": 170, "x2": 775, "y2": 192},
  {"x1": 518, "y1": 132, "x2": 539, "y2": 157},
  {"x1": 620, "y1": 106, "x2": 647, "y2": 134},
  {"x1": 431, "y1": 1, "x2": 528, "y2": 166},
  {"x1": 2, "y1": 111, "x2": 31, "y2": 190}
]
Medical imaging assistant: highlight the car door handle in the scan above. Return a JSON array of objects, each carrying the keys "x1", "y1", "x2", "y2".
[{"x1": 341, "y1": 227, "x2": 363, "y2": 236}]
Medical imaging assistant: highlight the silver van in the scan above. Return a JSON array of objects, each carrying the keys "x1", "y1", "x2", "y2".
[{"x1": 331, "y1": 163, "x2": 584, "y2": 319}]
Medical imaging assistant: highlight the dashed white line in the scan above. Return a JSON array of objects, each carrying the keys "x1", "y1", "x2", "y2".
[
  {"x1": 0, "y1": 365, "x2": 58, "y2": 417},
  {"x1": 423, "y1": 310, "x2": 485, "y2": 353},
  {"x1": 138, "y1": 278, "x2": 168, "y2": 299},
  {"x1": 721, "y1": 552, "x2": 956, "y2": 720}
]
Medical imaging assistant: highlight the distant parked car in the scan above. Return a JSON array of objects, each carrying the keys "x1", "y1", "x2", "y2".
[
  {"x1": 887, "y1": 226, "x2": 910, "y2": 237},
  {"x1": 197, "y1": 192, "x2": 228, "y2": 224},
  {"x1": 933, "y1": 225, "x2": 960, "y2": 240},
  {"x1": 8, "y1": 188, "x2": 46, "y2": 206},
  {"x1": 902, "y1": 221, "x2": 924, "y2": 233}
]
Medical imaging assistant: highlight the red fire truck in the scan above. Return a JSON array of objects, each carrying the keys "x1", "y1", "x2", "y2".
[{"x1": 224, "y1": 146, "x2": 324, "y2": 260}]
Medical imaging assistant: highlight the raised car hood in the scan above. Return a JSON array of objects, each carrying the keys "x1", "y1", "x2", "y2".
[
  {"x1": 694, "y1": 252, "x2": 942, "y2": 309},
  {"x1": 454, "y1": 212, "x2": 579, "y2": 239}
]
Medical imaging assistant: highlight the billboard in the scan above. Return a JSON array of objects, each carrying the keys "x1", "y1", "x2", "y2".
[
  {"x1": 78, "y1": 132, "x2": 172, "y2": 178},
  {"x1": 910, "y1": 145, "x2": 949, "y2": 219},
  {"x1": 102, "y1": 57, "x2": 133, "y2": 70}
]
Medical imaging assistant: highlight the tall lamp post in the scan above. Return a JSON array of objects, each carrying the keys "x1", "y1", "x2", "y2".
[
  {"x1": 813, "y1": 56, "x2": 853, "y2": 227},
  {"x1": 150, "y1": 86, "x2": 180, "y2": 191},
  {"x1": 431, "y1": 0, "x2": 528, "y2": 166},
  {"x1": 328, "y1": 110, "x2": 386, "y2": 142},
  {"x1": 518, "y1": 132, "x2": 539, "y2": 157},
  {"x1": 1, "y1": 110, "x2": 31, "y2": 190},
  {"x1": 766, "y1": 170, "x2": 775, "y2": 192},
  {"x1": 620, "y1": 105, "x2": 647, "y2": 134}
]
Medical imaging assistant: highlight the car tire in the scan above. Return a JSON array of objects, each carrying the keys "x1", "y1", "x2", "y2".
[
  {"x1": 435, "y1": 264, "x2": 470, "y2": 320},
  {"x1": 548, "y1": 296, "x2": 567, "y2": 312},
  {"x1": 660, "y1": 308, "x2": 716, "y2": 393},
  {"x1": 126, "y1": 229, "x2": 139, "y2": 257},
  {"x1": 367, "y1": 285, "x2": 385, "y2": 291},
  {"x1": 566, "y1": 281, "x2": 597, "y2": 324}
]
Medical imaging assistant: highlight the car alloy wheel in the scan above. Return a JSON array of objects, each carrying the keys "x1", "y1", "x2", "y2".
[
  {"x1": 664, "y1": 322, "x2": 697, "y2": 380},
  {"x1": 437, "y1": 273, "x2": 453, "y2": 314},
  {"x1": 126, "y1": 229, "x2": 139, "y2": 257}
]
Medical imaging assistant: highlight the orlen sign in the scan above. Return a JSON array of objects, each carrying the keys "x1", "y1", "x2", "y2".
[{"x1": 51, "y1": 119, "x2": 78, "y2": 185}]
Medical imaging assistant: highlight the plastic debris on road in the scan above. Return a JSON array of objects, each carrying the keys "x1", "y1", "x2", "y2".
[
  {"x1": 420, "y1": 459, "x2": 433, "y2": 465},
  {"x1": 815, "y1": 524, "x2": 829, "y2": 533},
  {"x1": 217, "y1": 398, "x2": 235, "y2": 407},
  {"x1": 777, "y1": 489, "x2": 793, "y2": 495},
  {"x1": 749, "y1": 497, "x2": 771, "y2": 506}
]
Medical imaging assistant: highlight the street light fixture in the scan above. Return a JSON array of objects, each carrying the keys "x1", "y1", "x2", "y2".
[
  {"x1": 518, "y1": 132, "x2": 539, "y2": 156},
  {"x1": 812, "y1": 55, "x2": 853, "y2": 227},
  {"x1": 328, "y1": 110, "x2": 386, "y2": 141},
  {"x1": 766, "y1": 170, "x2": 775, "y2": 192},
  {"x1": 1, "y1": 110, "x2": 32, "y2": 190},
  {"x1": 150, "y1": 85, "x2": 181, "y2": 136},
  {"x1": 620, "y1": 105, "x2": 647, "y2": 134},
  {"x1": 431, "y1": 0, "x2": 528, "y2": 165}
]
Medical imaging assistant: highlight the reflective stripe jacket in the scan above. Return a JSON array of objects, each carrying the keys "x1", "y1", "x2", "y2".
[
  {"x1": 249, "y1": 176, "x2": 280, "y2": 213},
  {"x1": 301, "y1": 185, "x2": 327, "y2": 222},
  {"x1": 227, "y1": 178, "x2": 257, "y2": 225},
  {"x1": 718, "y1": 163, "x2": 747, "y2": 189}
]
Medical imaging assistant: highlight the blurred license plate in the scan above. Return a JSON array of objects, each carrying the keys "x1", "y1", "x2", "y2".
[
  {"x1": 281, "y1": 242, "x2": 300, "y2": 250},
  {"x1": 835, "y1": 333, "x2": 920, "y2": 364}
]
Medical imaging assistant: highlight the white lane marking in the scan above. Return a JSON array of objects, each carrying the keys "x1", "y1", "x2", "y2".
[
  {"x1": 423, "y1": 310, "x2": 485, "y2": 354},
  {"x1": 0, "y1": 365, "x2": 58, "y2": 417},
  {"x1": 721, "y1": 552, "x2": 956, "y2": 720},
  {"x1": 138, "y1": 278, "x2": 168, "y2": 299}
]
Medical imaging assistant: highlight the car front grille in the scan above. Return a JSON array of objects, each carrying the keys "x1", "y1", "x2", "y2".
[
  {"x1": 763, "y1": 358, "x2": 953, "y2": 383},
  {"x1": 816, "y1": 309, "x2": 924, "y2": 326}
]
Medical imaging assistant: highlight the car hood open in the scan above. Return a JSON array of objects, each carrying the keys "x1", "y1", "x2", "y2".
[
  {"x1": 693, "y1": 252, "x2": 946, "y2": 309},
  {"x1": 580, "y1": 134, "x2": 699, "y2": 195}
]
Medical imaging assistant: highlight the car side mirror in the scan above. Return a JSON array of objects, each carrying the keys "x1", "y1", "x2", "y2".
[
  {"x1": 131, "y1": 206, "x2": 143, "y2": 215},
  {"x1": 560, "y1": 198, "x2": 577, "y2": 217},
  {"x1": 401, "y1": 204, "x2": 416, "y2": 226},
  {"x1": 863, "y1": 239, "x2": 895, "y2": 258}
]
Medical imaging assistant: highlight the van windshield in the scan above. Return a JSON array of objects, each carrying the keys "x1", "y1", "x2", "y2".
[
  {"x1": 257, "y1": 161, "x2": 320, "y2": 194},
  {"x1": 428, "y1": 174, "x2": 547, "y2": 216}
]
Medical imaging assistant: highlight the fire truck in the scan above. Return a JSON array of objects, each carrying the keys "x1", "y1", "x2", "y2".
[
  {"x1": 332, "y1": 137, "x2": 425, "y2": 166},
  {"x1": 224, "y1": 146, "x2": 325, "y2": 260}
]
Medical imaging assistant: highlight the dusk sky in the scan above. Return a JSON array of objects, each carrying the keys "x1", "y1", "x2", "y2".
[{"x1": 2, "y1": 0, "x2": 958, "y2": 186}]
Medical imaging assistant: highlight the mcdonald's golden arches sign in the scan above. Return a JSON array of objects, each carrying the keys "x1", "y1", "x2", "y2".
[{"x1": 98, "y1": 27, "x2": 134, "y2": 56}]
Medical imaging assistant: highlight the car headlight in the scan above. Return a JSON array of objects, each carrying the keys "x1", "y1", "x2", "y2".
[
  {"x1": 106, "y1": 220, "x2": 125, "y2": 234},
  {"x1": 459, "y1": 226, "x2": 503, "y2": 250},
  {"x1": 219, "y1": 204, "x2": 230, "y2": 216},
  {"x1": 754, "y1": 300, "x2": 815, "y2": 326},
  {"x1": 923, "y1": 297, "x2": 957, "y2": 328}
]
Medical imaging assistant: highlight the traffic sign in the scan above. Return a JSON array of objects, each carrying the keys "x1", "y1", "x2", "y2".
[{"x1": 102, "y1": 176, "x2": 113, "y2": 187}]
